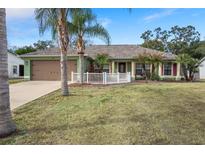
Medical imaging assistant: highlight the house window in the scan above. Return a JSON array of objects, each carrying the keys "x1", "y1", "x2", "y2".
[
  {"x1": 164, "y1": 63, "x2": 172, "y2": 75},
  {"x1": 13, "y1": 65, "x2": 17, "y2": 74},
  {"x1": 136, "y1": 64, "x2": 143, "y2": 75},
  {"x1": 136, "y1": 64, "x2": 150, "y2": 75},
  {"x1": 145, "y1": 64, "x2": 150, "y2": 74}
]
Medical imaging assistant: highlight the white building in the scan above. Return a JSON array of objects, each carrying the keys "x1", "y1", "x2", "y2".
[{"x1": 7, "y1": 52, "x2": 24, "y2": 78}]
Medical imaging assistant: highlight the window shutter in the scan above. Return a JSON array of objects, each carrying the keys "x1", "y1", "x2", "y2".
[{"x1": 161, "y1": 64, "x2": 163, "y2": 76}]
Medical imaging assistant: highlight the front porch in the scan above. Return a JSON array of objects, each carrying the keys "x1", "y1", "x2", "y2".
[
  {"x1": 109, "y1": 60, "x2": 182, "y2": 80},
  {"x1": 110, "y1": 61, "x2": 131, "y2": 73}
]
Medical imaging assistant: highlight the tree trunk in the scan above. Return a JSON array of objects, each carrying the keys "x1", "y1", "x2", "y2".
[
  {"x1": 189, "y1": 69, "x2": 194, "y2": 81},
  {"x1": 0, "y1": 8, "x2": 16, "y2": 137},
  {"x1": 57, "y1": 9, "x2": 69, "y2": 96},
  {"x1": 182, "y1": 64, "x2": 189, "y2": 81},
  {"x1": 77, "y1": 36, "x2": 84, "y2": 84},
  {"x1": 60, "y1": 51, "x2": 69, "y2": 95},
  {"x1": 78, "y1": 53, "x2": 84, "y2": 84},
  {"x1": 152, "y1": 63, "x2": 155, "y2": 74},
  {"x1": 142, "y1": 64, "x2": 148, "y2": 83}
]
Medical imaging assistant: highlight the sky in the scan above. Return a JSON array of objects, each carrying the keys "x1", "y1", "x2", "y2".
[{"x1": 5, "y1": 8, "x2": 205, "y2": 48}]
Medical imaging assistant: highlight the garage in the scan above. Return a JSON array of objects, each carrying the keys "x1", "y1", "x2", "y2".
[{"x1": 31, "y1": 60, "x2": 77, "y2": 81}]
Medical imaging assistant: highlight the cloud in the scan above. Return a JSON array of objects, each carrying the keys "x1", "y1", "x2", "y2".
[
  {"x1": 6, "y1": 8, "x2": 34, "y2": 19},
  {"x1": 98, "y1": 18, "x2": 112, "y2": 27},
  {"x1": 144, "y1": 9, "x2": 177, "y2": 22}
]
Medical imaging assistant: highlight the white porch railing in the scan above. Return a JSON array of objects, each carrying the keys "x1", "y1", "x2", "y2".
[{"x1": 71, "y1": 72, "x2": 131, "y2": 84}]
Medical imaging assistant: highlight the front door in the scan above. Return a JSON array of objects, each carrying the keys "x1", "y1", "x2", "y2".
[
  {"x1": 19, "y1": 65, "x2": 24, "y2": 76},
  {"x1": 118, "y1": 63, "x2": 126, "y2": 73}
]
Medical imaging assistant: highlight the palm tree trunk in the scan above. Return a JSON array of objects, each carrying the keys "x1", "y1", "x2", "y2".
[
  {"x1": 58, "y1": 9, "x2": 69, "y2": 96},
  {"x1": 79, "y1": 53, "x2": 84, "y2": 84},
  {"x1": 60, "y1": 51, "x2": 69, "y2": 95},
  {"x1": 0, "y1": 8, "x2": 16, "y2": 137},
  {"x1": 77, "y1": 36, "x2": 84, "y2": 84}
]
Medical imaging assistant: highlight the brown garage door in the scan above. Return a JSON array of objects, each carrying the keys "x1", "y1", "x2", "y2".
[{"x1": 32, "y1": 60, "x2": 77, "y2": 81}]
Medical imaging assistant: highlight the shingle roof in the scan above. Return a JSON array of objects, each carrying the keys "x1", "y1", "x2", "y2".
[
  {"x1": 20, "y1": 47, "x2": 78, "y2": 57},
  {"x1": 20, "y1": 45, "x2": 176, "y2": 60}
]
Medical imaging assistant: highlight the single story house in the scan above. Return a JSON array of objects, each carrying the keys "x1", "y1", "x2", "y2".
[
  {"x1": 8, "y1": 51, "x2": 24, "y2": 78},
  {"x1": 20, "y1": 45, "x2": 182, "y2": 81},
  {"x1": 199, "y1": 57, "x2": 205, "y2": 79}
]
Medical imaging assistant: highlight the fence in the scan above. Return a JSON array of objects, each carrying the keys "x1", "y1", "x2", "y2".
[{"x1": 71, "y1": 72, "x2": 131, "y2": 84}]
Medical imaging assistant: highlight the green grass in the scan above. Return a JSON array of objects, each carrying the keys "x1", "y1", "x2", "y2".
[
  {"x1": 1, "y1": 82, "x2": 205, "y2": 144},
  {"x1": 9, "y1": 79, "x2": 27, "y2": 84}
]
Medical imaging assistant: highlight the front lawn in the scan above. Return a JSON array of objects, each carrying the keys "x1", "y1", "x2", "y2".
[{"x1": 1, "y1": 82, "x2": 205, "y2": 144}]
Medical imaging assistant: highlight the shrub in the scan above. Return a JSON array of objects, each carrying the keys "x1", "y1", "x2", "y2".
[
  {"x1": 160, "y1": 77, "x2": 176, "y2": 81},
  {"x1": 150, "y1": 73, "x2": 160, "y2": 81}
]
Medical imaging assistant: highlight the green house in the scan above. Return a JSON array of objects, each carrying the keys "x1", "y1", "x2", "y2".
[{"x1": 20, "y1": 45, "x2": 182, "y2": 81}]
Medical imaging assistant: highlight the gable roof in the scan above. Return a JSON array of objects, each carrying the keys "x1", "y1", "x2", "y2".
[{"x1": 20, "y1": 45, "x2": 176, "y2": 60}]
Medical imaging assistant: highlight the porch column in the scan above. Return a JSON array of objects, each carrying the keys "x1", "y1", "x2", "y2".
[
  {"x1": 131, "y1": 61, "x2": 135, "y2": 80},
  {"x1": 176, "y1": 63, "x2": 181, "y2": 79},
  {"x1": 125, "y1": 62, "x2": 128, "y2": 73},
  {"x1": 158, "y1": 63, "x2": 162, "y2": 77},
  {"x1": 116, "y1": 62, "x2": 119, "y2": 72},
  {"x1": 112, "y1": 61, "x2": 115, "y2": 73},
  {"x1": 150, "y1": 64, "x2": 152, "y2": 74},
  {"x1": 108, "y1": 62, "x2": 111, "y2": 73}
]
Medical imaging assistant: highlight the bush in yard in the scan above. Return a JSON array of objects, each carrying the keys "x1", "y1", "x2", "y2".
[
  {"x1": 160, "y1": 77, "x2": 176, "y2": 81},
  {"x1": 94, "y1": 53, "x2": 109, "y2": 73},
  {"x1": 150, "y1": 73, "x2": 160, "y2": 81}
]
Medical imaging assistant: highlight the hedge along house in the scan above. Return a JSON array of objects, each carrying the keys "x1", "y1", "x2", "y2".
[{"x1": 20, "y1": 45, "x2": 182, "y2": 81}]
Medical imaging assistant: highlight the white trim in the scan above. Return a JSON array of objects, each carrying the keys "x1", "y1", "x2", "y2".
[{"x1": 131, "y1": 61, "x2": 135, "y2": 78}]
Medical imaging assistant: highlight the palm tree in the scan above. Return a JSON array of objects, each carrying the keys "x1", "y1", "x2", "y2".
[
  {"x1": 35, "y1": 8, "x2": 78, "y2": 96},
  {"x1": 68, "y1": 9, "x2": 111, "y2": 83},
  {"x1": 176, "y1": 53, "x2": 203, "y2": 81},
  {"x1": 0, "y1": 8, "x2": 16, "y2": 137}
]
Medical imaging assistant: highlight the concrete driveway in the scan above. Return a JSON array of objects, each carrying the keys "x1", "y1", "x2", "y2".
[{"x1": 9, "y1": 81, "x2": 61, "y2": 110}]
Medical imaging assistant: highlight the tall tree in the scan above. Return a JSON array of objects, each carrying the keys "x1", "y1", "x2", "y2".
[
  {"x1": 0, "y1": 8, "x2": 16, "y2": 137},
  {"x1": 35, "y1": 8, "x2": 77, "y2": 96},
  {"x1": 141, "y1": 39, "x2": 164, "y2": 51},
  {"x1": 169, "y1": 25, "x2": 200, "y2": 55},
  {"x1": 15, "y1": 45, "x2": 36, "y2": 55},
  {"x1": 68, "y1": 9, "x2": 110, "y2": 83},
  {"x1": 140, "y1": 25, "x2": 204, "y2": 81},
  {"x1": 33, "y1": 40, "x2": 55, "y2": 50},
  {"x1": 154, "y1": 27, "x2": 170, "y2": 52},
  {"x1": 140, "y1": 29, "x2": 164, "y2": 51}
]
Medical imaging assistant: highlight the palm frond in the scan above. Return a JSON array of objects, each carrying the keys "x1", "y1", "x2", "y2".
[
  {"x1": 35, "y1": 8, "x2": 58, "y2": 40},
  {"x1": 68, "y1": 9, "x2": 110, "y2": 46},
  {"x1": 85, "y1": 24, "x2": 111, "y2": 45}
]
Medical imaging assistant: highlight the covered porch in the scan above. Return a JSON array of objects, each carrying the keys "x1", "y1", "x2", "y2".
[
  {"x1": 110, "y1": 61, "x2": 132, "y2": 73},
  {"x1": 109, "y1": 60, "x2": 182, "y2": 80}
]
